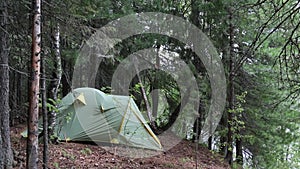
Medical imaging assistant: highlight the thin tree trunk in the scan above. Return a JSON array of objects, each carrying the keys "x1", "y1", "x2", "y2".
[
  {"x1": 41, "y1": 33, "x2": 48, "y2": 169},
  {"x1": 10, "y1": 71, "x2": 16, "y2": 125},
  {"x1": 219, "y1": 114, "x2": 227, "y2": 155},
  {"x1": 192, "y1": 117, "x2": 200, "y2": 142},
  {"x1": 190, "y1": 0, "x2": 200, "y2": 28},
  {"x1": 225, "y1": 7, "x2": 235, "y2": 165},
  {"x1": 132, "y1": 57, "x2": 156, "y2": 129},
  {"x1": 236, "y1": 138, "x2": 243, "y2": 164},
  {"x1": 17, "y1": 72, "x2": 22, "y2": 123},
  {"x1": 208, "y1": 136, "x2": 213, "y2": 150},
  {"x1": 61, "y1": 59, "x2": 71, "y2": 96},
  {"x1": 151, "y1": 44, "x2": 160, "y2": 119},
  {"x1": 192, "y1": 101, "x2": 203, "y2": 142},
  {"x1": 27, "y1": 0, "x2": 41, "y2": 168},
  {"x1": 48, "y1": 23, "x2": 62, "y2": 136},
  {"x1": 0, "y1": 0, "x2": 13, "y2": 167}
]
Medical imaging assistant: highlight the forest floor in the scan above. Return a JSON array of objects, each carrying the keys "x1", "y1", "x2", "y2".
[{"x1": 11, "y1": 124, "x2": 230, "y2": 169}]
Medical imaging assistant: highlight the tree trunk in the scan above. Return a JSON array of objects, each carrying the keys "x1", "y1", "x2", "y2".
[
  {"x1": 236, "y1": 138, "x2": 243, "y2": 164},
  {"x1": 41, "y1": 48, "x2": 48, "y2": 169},
  {"x1": 27, "y1": 0, "x2": 41, "y2": 168},
  {"x1": 190, "y1": 0, "x2": 200, "y2": 28},
  {"x1": 132, "y1": 57, "x2": 156, "y2": 130},
  {"x1": 61, "y1": 59, "x2": 71, "y2": 96},
  {"x1": 208, "y1": 136, "x2": 213, "y2": 150},
  {"x1": 192, "y1": 101, "x2": 204, "y2": 142},
  {"x1": 219, "y1": 114, "x2": 227, "y2": 155},
  {"x1": 17, "y1": 72, "x2": 22, "y2": 123},
  {"x1": 0, "y1": 0, "x2": 13, "y2": 167},
  {"x1": 40, "y1": 27, "x2": 48, "y2": 169},
  {"x1": 151, "y1": 44, "x2": 160, "y2": 120},
  {"x1": 48, "y1": 23, "x2": 62, "y2": 136},
  {"x1": 225, "y1": 7, "x2": 235, "y2": 165},
  {"x1": 192, "y1": 117, "x2": 201, "y2": 142}
]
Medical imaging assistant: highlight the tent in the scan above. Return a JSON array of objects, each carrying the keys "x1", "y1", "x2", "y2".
[{"x1": 54, "y1": 87, "x2": 162, "y2": 150}]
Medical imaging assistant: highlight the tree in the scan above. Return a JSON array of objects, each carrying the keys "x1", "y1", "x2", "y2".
[
  {"x1": 0, "y1": 0, "x2": 13, "y2": 168},
  {"x1": 27, "y1": 0, "x2": 42, "y2": 168},
  {"x1": 225, "y1": 6, "x2": 237, "y2": 165},
  {"x1": 48, "y1": 22, "x2": 62, "y2": 137},
  {"x1": 6, "y1": 0, "x2": 32, "y2": 125},
  {"x1": 41, "y1": 23, "x2": 48, "y2": 169},
  {"x1": 238, "y1": 1, "x2": 300, "y2": 167},
  {"x1": 41, "y1": 54, "x2": 48, "y2": 169}
]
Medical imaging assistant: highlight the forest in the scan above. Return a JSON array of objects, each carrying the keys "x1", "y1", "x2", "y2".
[{"x1": 0, "y1": 0, "x2": 300, "y2": 168}]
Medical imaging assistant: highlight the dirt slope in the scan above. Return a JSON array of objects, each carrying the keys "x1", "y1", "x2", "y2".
[{"x1": 11, "y1": 125, "x2": 230, "y2": 169}]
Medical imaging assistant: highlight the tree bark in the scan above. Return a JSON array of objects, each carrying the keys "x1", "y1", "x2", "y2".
[
  {"x1": 192, "y1": 101, "x2": 204, "y2": 142},
  {"x1": 41, "y1": 26, "x2": 48, "y2": 169},
  {"x1": 48, "y1": 23, "x2": 62, "y2": 137},
  {"x1": 0, "y1": 0, "x2": 13, "y2": 167},
  {"x1": 41, "y1": 49, "x2": 48, "y2": 169},
  {"x1": 236, "y1": 138, "x2": 243, "y2": 164},
  {"x1": 151, "y1": 44, "x2": 160, "y2": 120},
  {"x1": 61, "y1": 58, "x2": 71, "y2": 96},
  {"x1": 219, "y1": 114, "x2": 227, "y2": 155},
  {"x1": 190, "y1": 0, "x2": 201, "y2": 27},
  {"x1": 132, "y1": 57, "x2": 156, "y2": 129},
  {"x1": 225, "y1": 7, "x2": 235, "y2": 165},
  {"x1": 27, "y1": 0, "x2": 41, "y2": 168}
]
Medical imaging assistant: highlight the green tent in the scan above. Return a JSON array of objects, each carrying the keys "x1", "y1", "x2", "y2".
[{"x1": 54, "y1": 87, "x2": 162, "y2": 150}]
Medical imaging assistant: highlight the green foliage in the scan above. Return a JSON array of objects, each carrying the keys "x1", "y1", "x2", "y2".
[
  {"x1": 65, "y1": 112, "x2": 73, "y2": 124},
  {"x1": 242, "y1": 45, "x2": 300, "y2": 168},
  {"x1": 38, "y1": 98, "x2": 61, "y2": 112},
  {"x1": 232, "y1": 162, "x2": 243, "y2": 169},
  {"x1": 80, "y1": 148, "x2": 93, "y2": 155},
  {"x1": 163, "y1": 162, "x2": 175, "y2": 168},
  {"x1": 155, "y1": 108, "x2": 169, "y2": 127},
  {"x1": 47, "y1": 98, "x2": 61, "y2": 112},
  {"x1": 61, "y1": 149, "x2": 76, "y2": 161},
  {"x1": 180, "y1": 157, "x2": 193, "y2": 163},
  {"x1": 228, "y1": 91, "x2": 247, "y2": 140},
  {"x1": 53, "y1": 162, "x2": 61, "y2": 169},
  {"x1": 100, "y1": 86, "x2": 112, "y2": 93}
]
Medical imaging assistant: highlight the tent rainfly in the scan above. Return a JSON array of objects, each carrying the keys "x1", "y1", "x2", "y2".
[{"x1": 54, "y1": 87, "x2": 162, "y2": 150}]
